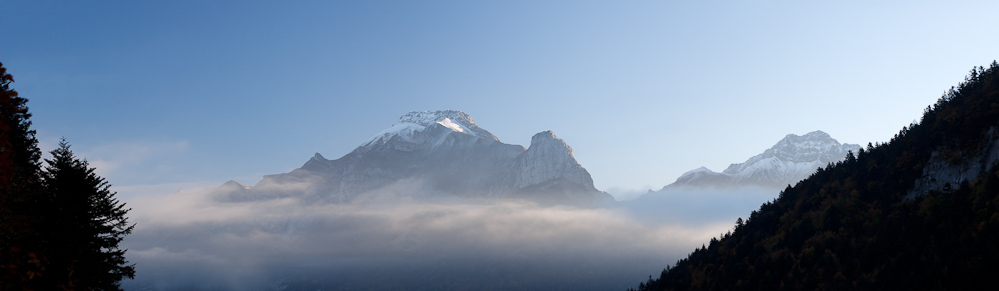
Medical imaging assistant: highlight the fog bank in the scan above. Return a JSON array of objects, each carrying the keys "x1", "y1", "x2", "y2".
[{"x1": 120, "y1": 184, "x2": 765, "y2": 290}]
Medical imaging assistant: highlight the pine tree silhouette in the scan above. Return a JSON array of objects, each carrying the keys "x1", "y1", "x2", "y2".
[{"x1": 41, "y1": 139, "x2": 135, "y2": 290}]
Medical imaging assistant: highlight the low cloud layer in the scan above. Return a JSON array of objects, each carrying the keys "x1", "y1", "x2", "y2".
[{"x1": 121, "y1": 183, "x2": 774, "y2": 290}]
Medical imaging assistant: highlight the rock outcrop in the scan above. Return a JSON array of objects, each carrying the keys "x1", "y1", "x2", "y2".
[
  {"x1": 513, "y1": 131, "x2": 595, "y2": 191},
  {"x1": 907, "y1": 127, "x2": 999, "y2": 199}
]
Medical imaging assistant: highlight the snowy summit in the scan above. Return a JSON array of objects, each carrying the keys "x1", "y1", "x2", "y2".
[
  {"x1": 659, "y1": 130, "x2": 861, "y2": 191},
  {"x1": 365, "y1": 110, "x2": 498, "y2": 146}
]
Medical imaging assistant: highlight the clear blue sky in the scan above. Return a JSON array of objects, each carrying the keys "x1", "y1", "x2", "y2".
[{"x1": 3, "y1": 1, "x2": 998, "y2": 200}]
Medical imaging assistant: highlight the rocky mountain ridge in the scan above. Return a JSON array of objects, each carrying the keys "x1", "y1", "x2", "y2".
[
  {"x1": 658, "y1": 131, "x2": 861, "y2": 191},
  {"x1": 223, "y1": 110, "x2": 607, "y2": 204}
]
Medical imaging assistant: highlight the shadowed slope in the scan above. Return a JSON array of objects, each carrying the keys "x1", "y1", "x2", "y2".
[{"x1": 633, "y1": 61, "x2": 999, "y2": 290}]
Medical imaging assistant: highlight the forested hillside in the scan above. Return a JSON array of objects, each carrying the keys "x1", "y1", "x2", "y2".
[{"x1": 633, "y1": 61, "x2": 999, "y2": 290}]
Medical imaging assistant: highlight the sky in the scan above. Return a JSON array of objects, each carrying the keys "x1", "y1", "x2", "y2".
[{"x1": 3, "y1": 1, "x2": 999, "y2": 200}]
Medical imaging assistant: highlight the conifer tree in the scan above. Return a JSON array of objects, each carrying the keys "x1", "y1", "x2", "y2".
[
  {"x1": 0, "y1": 61, "x2": 47, "y2": 289},
  {"x1": 41, "y1": 139, "x2": 135, "y2": 290}
]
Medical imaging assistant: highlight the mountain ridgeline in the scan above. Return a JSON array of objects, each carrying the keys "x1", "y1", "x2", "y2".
[
  {"x1": 633, "y1": 62, "x2": 999, "y2": 290},
  {"x1": 627, "y1": 131, "x2": 859, "y2": 227},
  {"x1": 221, "y1": 110, "x2": 609, "y2": 204},
  {"x1": 659, "y1": 131, "x2": 860, "y2": 191}
]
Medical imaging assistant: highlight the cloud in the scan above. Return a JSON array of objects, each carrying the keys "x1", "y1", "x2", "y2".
[{"x1": 120, "y1": 183, "x2": 743, "y2": 290}]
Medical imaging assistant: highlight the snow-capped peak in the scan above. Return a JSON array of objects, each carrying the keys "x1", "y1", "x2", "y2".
[
  {"x1": 363, "y1": 110, "x2": 499, "y2": 146},
  {"x1": 398, "y1": 110, "x2": 477, "y2": 128},
  {"x1": 660, "y1": 130, "x2": 861, "y2": 191},
  {"x1": 718, "y1": 130, "x2": 860, "y2": 185},
  {"x1": 741, "y1": 130, "x2": 856, "y2": 165}
]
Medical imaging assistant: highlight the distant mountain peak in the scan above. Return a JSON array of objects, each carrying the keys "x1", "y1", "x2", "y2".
[
  {"x1": 657, "y1": 130, "x2": 861, "y2": 191},
  {"x1": 682, "y1": 166, "x2": 714, "y2": 176},
  {"x1": 802, "y1": 130, "x2": 830, "y2": 138},
  {"x1": 398, "y1": 110, "x2": 476, "y2": 127},
  {"x1": 774, "y1": 130, "x2": 836, "y2": 147},
  {"x1": 530, "y1": 130, "x2": 565, "y2": 147},
  {"x1": 396, "y1": 110, "x2": 494, "y2": 139},
  {"x1": 364, "y1": 110, "x2": 499, "y2": 146},
  {"x1": 534, "y1": 130, "x2": 555, "y2": 138},
  {"x1": 220, "y1": 180, "x2": 250, "y2": 190},
  {"x1": 735, "y1": 130, "x2": 857, "y2": 168}
]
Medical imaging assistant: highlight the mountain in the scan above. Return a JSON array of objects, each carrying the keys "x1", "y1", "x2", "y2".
[
  {"x1": 223, "y1": 110, "x2": 608, "y2": 204},
  {"x1": 631, "y1": 62, "x2": 999, "y2": 290},
  {"x1": 659, "y1": 131, "x2": 860, "y2": 191}
]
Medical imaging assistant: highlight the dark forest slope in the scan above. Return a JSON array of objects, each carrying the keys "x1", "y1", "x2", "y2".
[{"x1": 633, "y1": 61, "x2": 999, "y2": 290}]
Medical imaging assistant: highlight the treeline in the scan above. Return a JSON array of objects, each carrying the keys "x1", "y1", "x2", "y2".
[
  {"x1": 632, "y1": 61, "x2": 999, "y2": 290},
  {"x1": 0, "y1": 62, "x2": 134, "y2": 290}
]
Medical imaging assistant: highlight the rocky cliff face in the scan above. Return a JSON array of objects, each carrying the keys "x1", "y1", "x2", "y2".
[
  {"x1": 659, "y1": 131, "x2": 861, "y2": 191},
  {"x1": 514, "y1": 131, "x2": 595, "y2": 191},
  {"x1": 907, "y1": 126, "x2": 999, "y2": 199},
  {"x1": 228, "y1": 110, "x2": 607, "y2": 204}
]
